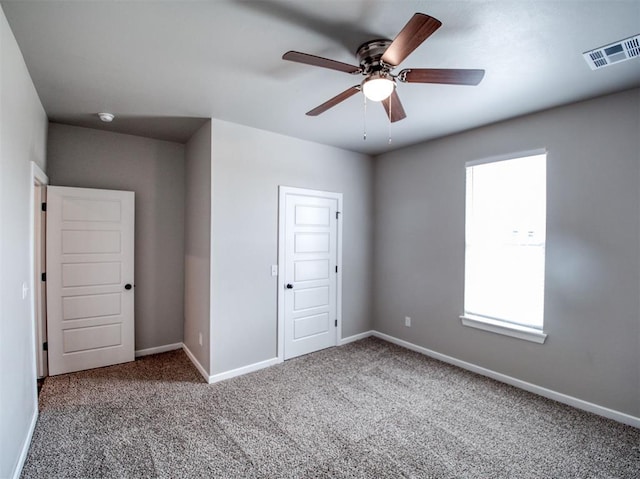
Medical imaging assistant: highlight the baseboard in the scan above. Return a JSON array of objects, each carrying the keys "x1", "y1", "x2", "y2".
[
  {"x1": 338, "y1": 330, "x2": 374, "y2": 345},
  {"x1": 181, "y1": 343, "x2": 210, "y2": 383},
  {"x1": 201, "y1": 332, "x2": 374, "y2": 384},
  {"x1": 209, "y1": 357, "x2": 281, "y2": 384},
  {"x1": 135, "y1": 342, "x2": 183, "y2": 358},
  {"x1": 186, "y1": 334, "x2": 378, "y2": 385},
  {"x1": 12, "y1": 405, "x2": 38, "y2": 479},
  {"x1": 372, "y1": 331, "x2": 640, "y2": 429}
]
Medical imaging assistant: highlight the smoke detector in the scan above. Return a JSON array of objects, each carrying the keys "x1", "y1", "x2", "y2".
[
  {"x1": 98, "y1": 112, "x2": 115, "y2": 122},
  {"x1": 583, "y1": 34, "x2": 640, "y2": 70}
]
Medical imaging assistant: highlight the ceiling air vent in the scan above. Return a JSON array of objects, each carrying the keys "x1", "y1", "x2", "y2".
[{"x1": 583, "y1": 34, "x2": 640, "y2": 70}]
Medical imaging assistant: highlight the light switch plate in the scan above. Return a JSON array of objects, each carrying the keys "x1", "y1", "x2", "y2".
[{"x1": 271, "y1": 265, "x2": 278, "y2": 277}]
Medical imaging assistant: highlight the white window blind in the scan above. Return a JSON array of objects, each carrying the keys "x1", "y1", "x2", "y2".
[{"x1": 464, "y1": 153, "x2": 547, "y2": 330}]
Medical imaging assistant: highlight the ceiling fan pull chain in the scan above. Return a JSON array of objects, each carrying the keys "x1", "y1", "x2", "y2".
[
  {"x1": 363, "y1": 95, "x2": 367, "y2": 141},
  {"x1": 388, "y1": 93, "x2": 392, "y2": 145}
]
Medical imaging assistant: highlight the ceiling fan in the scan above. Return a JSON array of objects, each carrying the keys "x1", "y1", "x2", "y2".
[{"x1": 282, "y1": 13, "x2": 485, "y2": 123}]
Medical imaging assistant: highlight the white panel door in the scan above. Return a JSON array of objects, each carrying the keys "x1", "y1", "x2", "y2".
[
  {"x1": 282, "y1": 188, "x2": 341, "y2": 359},
  {"x1": 46, "y1": 186, "x2": 135, "y2": 375}
]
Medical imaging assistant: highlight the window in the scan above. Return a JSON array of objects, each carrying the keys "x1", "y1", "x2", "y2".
[{"x1": 462, "y1": 151, "x2": 547, "y2": 343}]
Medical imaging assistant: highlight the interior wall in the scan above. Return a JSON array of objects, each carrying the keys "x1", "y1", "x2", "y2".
[
  {"x1": 373, "y1": 88, "x2": 640, "y2": 417},
  {"x1": 183, "y1": 120, "x2": 212, "y2": 373},
  {"x1": 210, "y1": 119, "x2": 374, "y2": 375},
  {"x1": 0, "y1": 5, "x2": 48, "y2": 478},
  {"x1": 46, "y1": 123, "x2": 186, "y2": 352}
]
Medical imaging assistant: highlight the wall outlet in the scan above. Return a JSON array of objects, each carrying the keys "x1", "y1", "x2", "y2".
[
  {"x1": 198, "y1": 332, "x2": 203, "y2": 346},
  {"x1": 405, "y1": 316, "x2": 411, "y2": 327}
]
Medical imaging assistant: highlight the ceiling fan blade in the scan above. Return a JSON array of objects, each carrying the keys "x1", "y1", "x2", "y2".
[
  {"x1": 306, "y1": 85, "x2": 361, "y2": 116},
  {"x1": 400, "y1": 68, "x2": 485, "y2": 85},
  {"x1": 381, "y1": 90, "x2": 407, "y2": 123},
  {"x1": 381, "y1": 13, "x2": 442, "y2": 67},
  {"x1": 283, "y1": 51, "x2": 361, "y2": 74}
]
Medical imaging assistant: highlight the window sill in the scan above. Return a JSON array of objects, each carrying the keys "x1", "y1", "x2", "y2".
[{"x1": 460, "y1": 315, "x2": 548, "y2": 344}]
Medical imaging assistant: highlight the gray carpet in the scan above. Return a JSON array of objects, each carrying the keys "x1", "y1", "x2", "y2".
[{"x1": 22, "y1": 338, "x2": 640, "y2": 478}]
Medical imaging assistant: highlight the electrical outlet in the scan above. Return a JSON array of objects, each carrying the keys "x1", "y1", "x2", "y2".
[
  {"x1": 198, "y1": 332, "x2": 203, "y2": 346},
  {"x1": 405, "y1": 316, "x2": 411, "y2": 327}
]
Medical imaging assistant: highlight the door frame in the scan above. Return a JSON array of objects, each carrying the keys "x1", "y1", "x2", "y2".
[
  {"x1": 277, "y1": 186, "x2": 343, "y2": 361},
  {"x1": 30, "y1": 161, "x2": 48, "y2": 378}
]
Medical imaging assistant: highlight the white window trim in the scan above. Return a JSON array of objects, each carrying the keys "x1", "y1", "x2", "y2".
[
  {"x1": 460, "y1": 314, "x2": 548, "y2": 344},
  {"x1": 465, "y1": 148, "x2": 547, "y2": 168}
]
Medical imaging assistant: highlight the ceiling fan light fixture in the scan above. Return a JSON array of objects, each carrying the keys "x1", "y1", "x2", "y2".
[
  {"x1": 362, "y1": 74, "x2": 395, "y2": 102},
  {"x1": 283, "y1": 13, "x2": 482, "y2": 124}
]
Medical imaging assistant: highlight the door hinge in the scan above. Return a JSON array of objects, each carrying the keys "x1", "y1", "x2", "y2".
[
  {"x1": 335, "y1": 319, "x2": 338, "y2": 327},
  {"x1": 336, "y1": 211, "x2": 341, "y2": 220},
  {"x1": 41, "y1": 272, "x2": 46, "y2": 282},
  {"x1": 43, "y1": 342, "x2": 48, "y2": 351},
  {"x1": 41, "y1": 202, "x2": 47, "y2": 212},
  {"x1": 335, "y1": 266, "x2": 338, "y2": 273}
]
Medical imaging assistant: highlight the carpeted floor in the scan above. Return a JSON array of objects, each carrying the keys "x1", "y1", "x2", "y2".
[{"x1": 22, "y1": 338, "x2": 640, "y2": 478}]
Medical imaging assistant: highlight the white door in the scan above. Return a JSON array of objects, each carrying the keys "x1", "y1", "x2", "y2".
[
  {"x1": 279, "y1": 187, "x2": 342, "y2": 360},
  {"x1": 46, "y1": 186, "x2": 135, "y2": 375}
]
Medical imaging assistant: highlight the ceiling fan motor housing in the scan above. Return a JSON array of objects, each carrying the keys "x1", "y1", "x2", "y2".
[{"x1": 356, "y1": 39, "x2": 394, "y2": 75}]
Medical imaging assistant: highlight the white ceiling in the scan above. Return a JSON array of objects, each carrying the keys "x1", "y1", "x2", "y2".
[{"x1": 3, "y1": 0, "x2": 639, "y2": 154}]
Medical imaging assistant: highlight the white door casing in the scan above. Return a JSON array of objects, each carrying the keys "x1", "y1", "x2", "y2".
[
  {"x1": 46, "y1": 186, "x2": 135, "y2": 375},
  {"x1": 278, "y1": 187, "x2": 342, "y2": 360}
]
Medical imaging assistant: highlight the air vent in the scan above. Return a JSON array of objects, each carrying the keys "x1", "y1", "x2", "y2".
[
  {"x1": 625, "y1": 37, "x2": 640, "y2": 57},
  {"x1": 583, "y1": 34, "x2": 640, "y2": 70}
]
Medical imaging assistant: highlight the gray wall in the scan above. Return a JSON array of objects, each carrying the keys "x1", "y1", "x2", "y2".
[
  {"x1": 0, "y1": 6, "x2": 48, "y2": 478},
  {"x1": 373, "y1": 88, "x2": 640, "y2": 417},
  {"x1": 184, "y1": 121, "x2": 212, "y2": 372},
  {"x1": 47, "y1": 123, "x2": 185, "y2": 351},
  {"x1": 210, "y1": 119, "x2": 374, "y2": 374}
]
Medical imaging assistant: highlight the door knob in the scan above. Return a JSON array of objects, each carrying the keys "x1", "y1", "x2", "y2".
[
  {"x1": 125, "y1": 284, "x2": 133, "y2": 290},
  {"x1": 286, "y1": 283, "x2": 293, "y2": 289}
]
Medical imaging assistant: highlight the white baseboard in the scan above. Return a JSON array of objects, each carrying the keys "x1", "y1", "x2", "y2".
[
  {"x1": 372, "y1": 331, "x2": 640, "y2": 429},
  {"x1": 12, "y1": 406, "x2": 38, "y2": 479},
  {"x1": 135, "y1": 342, "x2": 182, "y2": 358},
  {"x1": 181, "y1": 343, "x2": 210, "y2": 383},
  {"x1": 209, "y1": 357, "x2": 281, "y2": 384},
  {"x1": 202, "y1": 331, "x2": 374, "y2": 385},
  {"x1": 203, "y1": 330, "x2": 375, "y2": 384},
  {"x1": 338, "y1": 330, "x2": 374, "y2": 345}
]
